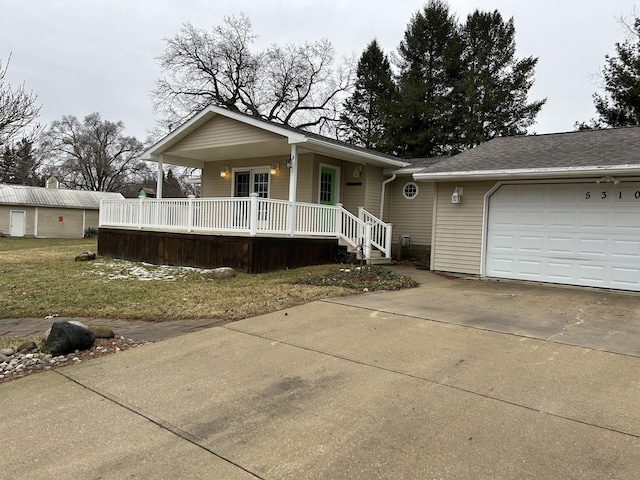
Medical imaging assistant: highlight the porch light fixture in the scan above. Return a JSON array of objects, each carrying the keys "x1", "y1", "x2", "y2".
[
  {"x1": 270, "y1": 163, "x2": 279, "y2": 176},
  {"x1": 451, "y1": 186, "x2": 463, "y2": 204},
  {"x1": 220, "y1": 166, "x2": 230, "y2": 178},
  {"x1": 285, "y1": 157, "x2": 293, "y2": 168}
]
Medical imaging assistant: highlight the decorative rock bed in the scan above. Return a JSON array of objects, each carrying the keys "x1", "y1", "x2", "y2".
[{"x1": 0, "y1": 336, "x2": 150, "y2": 383}]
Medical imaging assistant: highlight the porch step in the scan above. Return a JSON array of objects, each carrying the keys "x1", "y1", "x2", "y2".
[
  {"x1": 367, "y1": 249, "x2": 391, "y2": 265},
  {"x1": 368, "y1": 257, "x2": 392, "y2": 265}
]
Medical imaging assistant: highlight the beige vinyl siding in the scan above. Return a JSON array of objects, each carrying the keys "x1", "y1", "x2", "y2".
[
  {"x1": 201, "y1": 153, "x2": 314, "y2": 201},
  {"x1": 431, "y1": 181, "x2": 495, "y2": 274},
  {"x1": 167, "y1": 116, "x2": 279, "y2": 153},
  {"x1": 294, "y1": 153, "x2": 314, "y2": 203},
  {"x1": 341, "y1": 161, "x2": 365, "y2": 215},
  {"x1": 363, "y1": 164, "x2": 384, "y2": 215},
  {"x1": 389, "y1": 179, "x2": 434, "y2": 246}
]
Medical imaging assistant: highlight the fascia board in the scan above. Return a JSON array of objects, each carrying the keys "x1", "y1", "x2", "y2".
[{"x1": 413, "y1": 165, "x2": 640, "y2": 181}]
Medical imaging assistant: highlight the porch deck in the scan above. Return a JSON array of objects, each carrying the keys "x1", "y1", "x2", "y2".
[{"x1": 98, "y1": 196, "x2": 392, "y2": 272}]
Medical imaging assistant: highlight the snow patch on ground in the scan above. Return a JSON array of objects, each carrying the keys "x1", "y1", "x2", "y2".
[{"x1": 88, "y1": 260, "x2": 207, "y2": 281}]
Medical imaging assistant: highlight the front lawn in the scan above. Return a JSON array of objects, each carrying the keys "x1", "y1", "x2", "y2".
[{"x1": 0, "y1": 237, "x2": 416, "y2": 322}]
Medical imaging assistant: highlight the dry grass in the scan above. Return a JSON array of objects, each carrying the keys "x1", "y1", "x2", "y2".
[{"x1": 0, "y1": 237, "x2": 414, "y2": 322}]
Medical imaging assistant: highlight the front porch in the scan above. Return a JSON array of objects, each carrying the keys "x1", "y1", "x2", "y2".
[{"x1": 98, "y1": 196, "x2": 392, "y2": 272}]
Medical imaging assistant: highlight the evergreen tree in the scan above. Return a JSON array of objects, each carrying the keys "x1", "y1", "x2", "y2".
[
  {"x1": 591, "y1": 17, "x2": 640, "y2": 127},
  {"x1": 163, "y1": 168, "x2": 185, "y2": 198},
  {"x1": 339, "y1": 40, "x2": 397, "y2": 151},
  {"x1": 458, "y1": 10, "x2": 545, "y2": 148},
  {"x1": 392, "y1": 0, "x2": 463, "y2": 158},
  {"x1": 0, "y1": 138, "x2": 42, "y2": 185}
]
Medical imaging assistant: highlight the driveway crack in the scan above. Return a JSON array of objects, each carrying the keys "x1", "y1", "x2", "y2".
[{"x1": 547, "y1": 307, "x2": 585, "y2": 341}]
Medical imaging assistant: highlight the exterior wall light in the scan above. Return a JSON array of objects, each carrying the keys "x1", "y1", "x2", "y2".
[
  {"x1": 451, "y1": 186, "x2": 463, "y2": 204},
  {"x1": 270, "y1": 163, "x2": 279, "y2": 176},
  {"x1": 220, "y1": 166, "x2": 230, "y2": 178}
]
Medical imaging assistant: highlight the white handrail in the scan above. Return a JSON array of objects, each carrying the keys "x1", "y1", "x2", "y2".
[{"x1": 358, "y1": 207, "x2": 393, "y2": 258}]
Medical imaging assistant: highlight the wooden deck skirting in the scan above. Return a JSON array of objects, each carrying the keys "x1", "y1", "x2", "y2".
[{"x1": 97, "y1": 228, "x2": 341, "y2": 273}]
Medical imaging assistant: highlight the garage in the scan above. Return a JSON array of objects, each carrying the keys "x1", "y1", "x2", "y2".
[{"x1": 486, "y1": 182, "x2": 640, "y2": 291}]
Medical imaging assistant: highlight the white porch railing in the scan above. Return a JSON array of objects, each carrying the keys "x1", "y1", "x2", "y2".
[{"x1": 100, "y1": 194, "x2": 393, "y2": 261}]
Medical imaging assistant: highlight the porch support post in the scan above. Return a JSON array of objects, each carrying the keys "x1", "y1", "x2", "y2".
[
  {"x1": 288, "y1": 144, "x2": 298, "y2": 236},
  {"x1": 156, "y1": 154, "x2": 164, "y2": 199},
  {"x1": 249, "y1": 193, "x2": 258, "y2": 236},
  {"x1": 335, "y1": 203, "x2": 343, "y2": 237}
]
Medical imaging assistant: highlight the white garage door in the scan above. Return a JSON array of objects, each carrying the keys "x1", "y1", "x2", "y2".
[{"x1": 486, "y1": 183, "x2": 640, "y2": 291}]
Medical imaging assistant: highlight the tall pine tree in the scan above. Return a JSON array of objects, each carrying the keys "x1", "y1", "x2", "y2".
[
  {"x1": 591, "y1": 17, "x2": 640, "y2": 127},
  {"x1": 0, "y1": 138, "x2": 42, "y2": 186},
  {"x1": 392, "y1": 0, "x2": 463, "y2": 158},
  {"x1": 339, "y1": 40, "x2": 397, "y2": 151},
  {"x1": 458, "y1": 10, "x2": 545, "y2": 148}
]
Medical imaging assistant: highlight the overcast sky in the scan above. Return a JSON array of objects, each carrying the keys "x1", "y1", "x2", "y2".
[{"x1": 1, "y1": 0, "x2": 637, "y2": 141}]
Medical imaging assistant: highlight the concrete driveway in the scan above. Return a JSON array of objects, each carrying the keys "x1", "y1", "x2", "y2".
[{"x1": 3, "y1": 270, "x2": 640, "y2": 479}]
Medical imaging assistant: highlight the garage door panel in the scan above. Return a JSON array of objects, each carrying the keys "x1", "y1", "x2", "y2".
[
  {"x1": 612, "y1": 240, "x2": 640, "y2": 257},
  {"x1": 611, "y1": 267, "x2": 640, "y2": 287},
  {"x1": 489, "y1": 234, "x2": 516, "y2": 251},
  {"x1": 487, "y1": 183, "x2": 640, "y2": 292},
  {"x1": 613, "y1": 212, "x2": 640, "y2": 232},
  {"x1": 547, "y1": 262, "x2": 573, "y2": 280},
  {"x1": 579, "y1": 211, "x2": 608, "y2": 229},
  {"x1": 548, "y1": 236, "x2": 575, "y2": 254},
  {"x1": 520, "y1": 235, "x2": 544, "y2": 252},
  {"x1": 578, "y1": 238, "x2": 607, "y2": 256},
  {"x1": 520, "y1": 210, "x2": 546, "y2": 227},
  {"x1": 577, "y1": 264, "x2": 607, "y2": 283},
  {"x1": 518, "y1": 260, "x2": 544, "y2": 277},
  {"x1": 489, "y1": 257, "x2": 516, "y2": 274},
  {"x1": 491, "y1": 211, "x2": 518, "y2": 227},
  {"x1": 548, "y1": 212, "x2": 575, "y2": 228}
]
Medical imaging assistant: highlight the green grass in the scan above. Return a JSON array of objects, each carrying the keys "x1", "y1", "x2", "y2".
[{"x1": 0, "y1": 237, "x2": 416, "y2": 323}]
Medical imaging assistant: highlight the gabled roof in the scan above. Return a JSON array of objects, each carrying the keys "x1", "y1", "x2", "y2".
[
  {"x1": 414, "y1": 127, "x2": 640, "y2": 181},
  {"x1": 141, "y1": 105, "x2": 410, "y2": 169},
  {"x1": 0, "y1": 184, "x2": 124, "y2": 209}
]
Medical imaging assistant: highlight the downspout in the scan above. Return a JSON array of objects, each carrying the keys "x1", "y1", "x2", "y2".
[{"x1": 380, "y1": 173, "x2": 396, "y2": 219}]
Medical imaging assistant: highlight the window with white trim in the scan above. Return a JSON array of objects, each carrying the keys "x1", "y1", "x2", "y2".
[{"x1": 403, "y1": 182, "x2": 419, "y2": 200}]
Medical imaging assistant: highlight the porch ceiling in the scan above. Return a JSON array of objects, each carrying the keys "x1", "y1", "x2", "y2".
[{"x1": 163, "y1": 139, "x2": 291, "y2": 169}]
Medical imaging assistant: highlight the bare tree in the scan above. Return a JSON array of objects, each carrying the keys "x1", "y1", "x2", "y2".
[
  {"x1": 153, "y1": 14, "x2": 354, "y2": 134},
  {"x1": 0, "y1": 53, "x2": 41, "y2": 146},
  {"x1": 41, "y1": 113, "x2": 150, "y2": 192}
]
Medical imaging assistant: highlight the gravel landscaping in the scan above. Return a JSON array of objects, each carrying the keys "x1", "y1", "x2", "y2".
[{"x1": 0, "y1": 336, "x2": 150, "y2": 384}]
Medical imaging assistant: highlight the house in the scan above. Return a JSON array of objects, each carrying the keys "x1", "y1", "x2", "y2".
[
  {"x1": 0, "y1": 179, "x2": 124, "y2": 238},
  {"x1": 138, "y1": 187, "x2": 156, "y2": 198},
  {"x1": 413, "y1": 127, "x2": 640, "y2": 292},
  {"x1": 98, "y1": 104, "x2": 640, "y2": 292},
  {"x1": 98, "y1": 105, "x2": 414, "y2": 273}
]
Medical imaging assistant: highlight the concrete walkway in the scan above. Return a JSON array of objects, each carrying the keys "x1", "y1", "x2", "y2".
[{"x1": 2, "y1": 268, "x2": 640, "y2": 479}]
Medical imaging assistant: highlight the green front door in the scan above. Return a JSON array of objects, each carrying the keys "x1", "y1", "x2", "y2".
[
  {"x1": 318, "y1": 165, "x2": 339, "y2": 233},
  {"x1": 319, "y1": 166, "x2": 337, "y2": 205}
]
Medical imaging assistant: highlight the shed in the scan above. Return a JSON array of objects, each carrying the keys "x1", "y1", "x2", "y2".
[{"x1": 0, "y1": 182, "x2": 124, "y2": 238}]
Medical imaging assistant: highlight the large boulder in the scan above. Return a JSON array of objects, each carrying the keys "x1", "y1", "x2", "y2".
[
  {"x1": 88, "y1": 326, "x2": 115, "y2": 338},
  {"x1": 74, "y1": 251, "x2": 96, "y2": 261},
  {"x1": 41, "y1": 321, "x2": 95, "y2": 356},
  {"x1": 204, "y1": 267, "x2": 237, "y2": 279}
]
